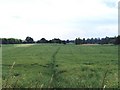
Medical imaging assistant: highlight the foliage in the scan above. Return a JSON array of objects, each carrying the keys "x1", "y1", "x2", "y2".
[
  {"x1": 75, "y1": 36, "x2": 120, "y2": 45},
  {"x1": 1, "y1": 36, "x2": 120, "y2": 45},
  {"x1": 1, "y1": 38, "x2": 22, "y2": 44},
  {"x1": 36, "y1": 38, "x2": 48, "y2": 43},
  {"x1": 25, "y1": 36, "x2": 34, "y2": 43}
]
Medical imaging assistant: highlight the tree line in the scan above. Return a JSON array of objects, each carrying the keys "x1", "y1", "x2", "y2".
[
  {"x1": 0, "y1": 36, "x2": 120, "y2": 45},
  {"x1": 75, "y1": 36, "x2": 120, "y2": 45},
  {"x1": 0, "y1": 37, "x2": 67, "y2": 44}
]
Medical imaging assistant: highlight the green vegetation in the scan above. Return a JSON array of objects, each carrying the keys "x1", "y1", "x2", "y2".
[
  {"x1": 2, "y1": 44, "x2": 118, "y2": 88},
  {"x1": 1, "y1": 35, "x2": 120, "y2": 45}
]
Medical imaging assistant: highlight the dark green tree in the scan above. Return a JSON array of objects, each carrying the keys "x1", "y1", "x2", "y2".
[
  {"x1": 25, "y1": 36, "x2": 34, "y2": 43},
  {"x1": 51, "y1": 38, "x2": 62, "y2": 43},
  {"x1": 75, "y1": 38, "x2": 82, "y2": 45},
  {"x1": 115, "y1": 35, "x2": 120, "y2": 45},
  {"x1": 37, "y1": 38, "x2": 48, "y2": 43}
]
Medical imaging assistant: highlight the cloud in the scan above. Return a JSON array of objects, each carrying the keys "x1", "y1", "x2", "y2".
[{"x1": 0, "y1": 0, "x2": 118, "y2": 40}]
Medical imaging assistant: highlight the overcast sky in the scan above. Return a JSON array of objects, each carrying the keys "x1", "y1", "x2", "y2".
[{"x1": 0, "y1": 0, "x2": 118, "y2": 40}]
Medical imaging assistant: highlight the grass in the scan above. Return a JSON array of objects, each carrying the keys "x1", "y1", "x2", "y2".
[{"x1": 2, "y1": 44, "x2": 118, "y2": 88}]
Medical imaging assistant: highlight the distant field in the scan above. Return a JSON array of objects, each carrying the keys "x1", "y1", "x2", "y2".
[{"x1": 2, "y1": 44, "x2": 118, "y2": 88}]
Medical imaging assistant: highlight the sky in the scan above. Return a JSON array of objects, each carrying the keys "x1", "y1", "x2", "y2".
[{"x1": 0, "y1": 0, "x2": 118, "y2": 40}]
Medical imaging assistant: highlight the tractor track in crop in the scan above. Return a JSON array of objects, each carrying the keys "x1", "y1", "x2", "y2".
[{"x1": 48, "y1": 47, "x2": 61, "y2": 88}]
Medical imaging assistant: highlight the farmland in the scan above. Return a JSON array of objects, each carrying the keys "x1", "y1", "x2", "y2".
[{"x1": 2, "y1": 44, "x2": 118, "y2": 88}]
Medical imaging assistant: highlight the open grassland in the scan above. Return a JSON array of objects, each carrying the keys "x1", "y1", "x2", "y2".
[{"x1": 2, "y1": 44, "x2": 118, "y2": 88}]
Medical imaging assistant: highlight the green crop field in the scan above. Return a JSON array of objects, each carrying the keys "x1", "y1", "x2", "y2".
[{"x1": 2, "y1": 44, "x2": 118, "y2": 88}]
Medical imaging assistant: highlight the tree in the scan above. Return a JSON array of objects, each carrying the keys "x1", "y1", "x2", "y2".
[
  {"x1": 1, "y1": 38, "x2": 22, "y2": 44},
  {"x1": 66, "y1": 39, "x2": 70, "y2": 43},
  {"x1": 82, "y1": 38, "x2": 86, "y2": 44},
  {"x1": 62, "y1": 40, "x2": 66, "y2": 44},
  {"x1": 36, "y1": 38, "x2": 48, "y2": 43},
  {"x1": 86, "y1": 38, "x2": 91, "y2": 44},
  {"x1": 115, "y1": 35, "x2": 120, "y2": 45},
  {"x1": 51, "y1": 38, "x2": 62, "y2": 43},
  {"x1": 75, "y1": 38, "x2": 82, "y2": 45},
  {"x1": 25, "y1": 36, "x2": 34, "y2": 43}
]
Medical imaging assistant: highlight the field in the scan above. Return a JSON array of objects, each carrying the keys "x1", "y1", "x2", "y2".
[{"x1": 2, "y1": 44, "x2": 118, "y2": 88}]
